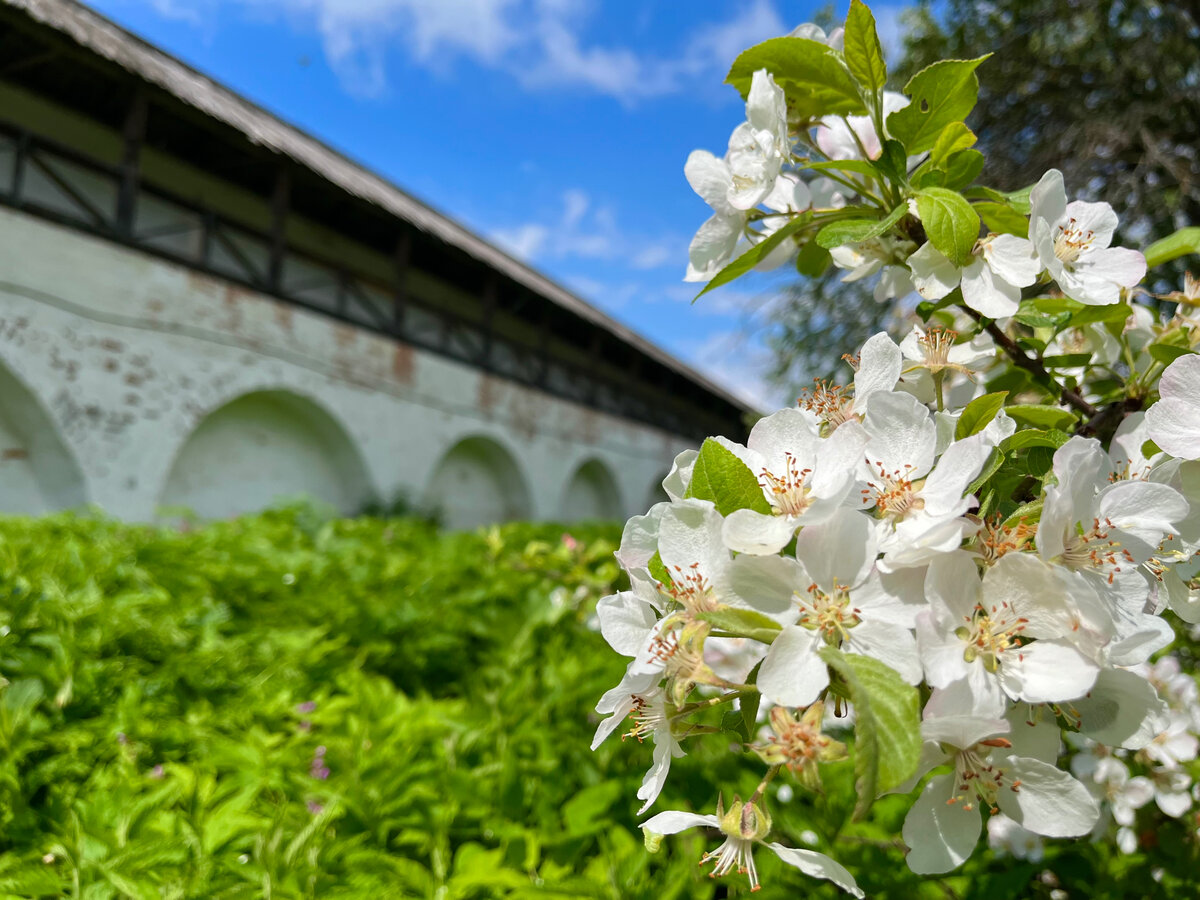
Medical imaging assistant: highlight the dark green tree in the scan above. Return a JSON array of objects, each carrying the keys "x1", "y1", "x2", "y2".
[{"x1": 766, "y1": 0, "x2": 1200, "y2": 393}]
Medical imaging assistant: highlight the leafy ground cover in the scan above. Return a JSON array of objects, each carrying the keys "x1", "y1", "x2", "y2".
[{"x1": 0, "y1": 507, "x2": 1190, "y2": 897}]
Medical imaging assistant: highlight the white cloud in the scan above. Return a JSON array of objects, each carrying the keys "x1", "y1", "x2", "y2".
[
  {"x1": 489, "y1": 189, "x2": 668, "y2": 265},
  {"x1": 630, "y1": 243, "x2": 676, "y2": 270},
  {"x1": 491, "y1": 222, "x2": 549, "y2": 258},
  {"x1": 149, "y1": 0, "x2": 790, "y2": 99},
  {"x1": 682, "y1": 330, "x2": 786, "y2": 412}
]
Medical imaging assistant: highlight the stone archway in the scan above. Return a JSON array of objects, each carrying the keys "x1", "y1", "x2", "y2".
[
  {"x1": 424, "y1": 435, "x2": 532, "y2": 530},
  {"x1": 0, "y1": 361, "x2": 88, "y2": 513},
  {"x1": 559, "y1": 458, "x2": 622, "y2": 522},
  {"x1": 643, "y1": 470, "x2": 670, "y2": 512},
  {"x1": 159, "y1": 390, "x2": 372, "y2": 518}
]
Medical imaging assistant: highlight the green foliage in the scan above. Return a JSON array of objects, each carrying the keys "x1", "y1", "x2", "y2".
[
  {"x1": 914, "y1": 187, "x2": 981, "y2": 266},
  {"x1": 0, "y1": 508, "x2": 738, "y2": 898},
  {"x1": 954, "y1": 391, "x2": 1007, "y2": 440},
  {"x1": 886, "y1": 56, "x2": 990, "y2": 154},
  {"x1": 684, "y1": 439, "x2": 772, "y2": 516},
  {"x1": 726, "y1": 38, "x2": 865, "y2": 119},
  {"x1": 818, "y1": 650, "x2": 920, "y2": 820},
  {"x1": 843, "y1": 0, "x2": 888, "y2": 92}
]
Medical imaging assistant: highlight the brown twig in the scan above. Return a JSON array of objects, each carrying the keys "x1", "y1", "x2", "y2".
[{"x1": 962, "y1": 308, "x2": 1098, "y2": 418}]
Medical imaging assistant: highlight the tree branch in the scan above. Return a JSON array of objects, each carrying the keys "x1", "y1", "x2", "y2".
[{"x1": 963, "y1": 308, "x2": 1098, "y2": 418}]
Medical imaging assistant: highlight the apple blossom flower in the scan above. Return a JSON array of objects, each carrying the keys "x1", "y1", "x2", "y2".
[
  {"x1": 1145, "y1": 353, "x2": 1200, "y2": 461},
  {"x1": 727, "y1": 70, "x2": 790, "y2": 211},
  {"x1": 797, "y1": 332, "x2": 902, "y2": 433},
  {"x1": 733, "y1": 508, "x2": 923, "y2": 707},
  {"x1": 859, "y1": 391, "x2": 995, "y2": 569},
  {"x1": 986, "y1": 813, "x2": 1045, "y2": 862},
  {"x1": 815, "y1": 92, "x2": 911, "y2": 163},
  {"x1": 918, "y1": 552, "x2": 1101, "y2": 717},
  {"x1": 830, "y1": 235, "x2": 918, "y2": 302},
  {"x1": 720, "y1": 409, "x2": 869, "y2": 555},
  {"x1": 1028, "y1": 169, "x2": 1146, "y2": 306},
  {"x1": 902, "y1": 715, "x2": 1098, "y2": 873},
  {"x1": 907, "y1": 233, "x2": 1041, "y2": 319},
  {"x1": 642, "y1": 797, "x2": 863, "y2": 896},
  {"x1": 788, "y1": 22, "x2": 844, "y2": 49}
]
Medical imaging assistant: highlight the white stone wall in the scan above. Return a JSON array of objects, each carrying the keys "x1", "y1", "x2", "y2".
[{"x1": 0, "y1": 207, "x2": 682, "y2": 525}]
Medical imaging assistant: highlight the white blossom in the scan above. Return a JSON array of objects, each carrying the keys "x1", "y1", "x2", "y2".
[
  {"x1": 1145, "y1": 353, "x2": 1200, "y2": 461},
  {"x1": 1028, "y1": 169, "x2": 1146, "y2": 306}
]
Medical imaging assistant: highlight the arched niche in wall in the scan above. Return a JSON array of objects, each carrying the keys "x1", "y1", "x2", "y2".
[
  {"x1": 424, "y1": 435, "x2": 532, "y2": 530},
  {"x1": 644, "y1": 471, "x2": 670, "y2": 511},
  {"x1": 559, "y1": 458, "x2": 623, "y2": 522},
  {"x1": 0, "y1": 361, "x2": 88, "y2": 513},
  {"x1": 159, "y1": 390, "x2": 372, "y2": 519}
]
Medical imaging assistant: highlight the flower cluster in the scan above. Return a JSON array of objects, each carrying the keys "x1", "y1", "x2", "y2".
[{"x1": 587, "y1": 5, "x2": 1200, "y2": 891}]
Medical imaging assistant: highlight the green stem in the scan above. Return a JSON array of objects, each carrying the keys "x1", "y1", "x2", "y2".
[{"x1": 750, "y1": 765, "x2": 782, "y2": 805}]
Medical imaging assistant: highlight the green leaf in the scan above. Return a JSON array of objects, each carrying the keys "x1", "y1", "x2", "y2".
[
  {"x1": 1005, "y1": 405, "x2": 1079, "y2": 431},
  {"x1": 916, "y1": 187, "x2": 981, "y2": 266},
  {"x1": 695, "y1": 214, "x2": 811, "y2": 298},
  {"x1": 1067, "y1": 302, "x2": 1132, "y2": 327},
  {"x1": 844, "y1": 0, "x2": 887, "y2": 91},
  {"x1": 648, "y1": 551, "x2": 671, "y2": 586},
  {"x1": 1149, "y1": 342, "x2": 1192, "y2": 365},
  {"x1": 795, "y1": 240, "x2": 832, "y2": 277},
  {"x1": 874, "y1": 139, "x2": 910, "y2": 186},
  {"x1": 965, "y1": 447, "x2": 1005, "y2": 496},
  {"x1": 815, "y1": 205, "x2": 907, "y2": 249},
  {"x1": 930, "y1": 122, "x2": 977, "y2": 166},
  {"x1": 726, "y1": 38, "x2": 866, "y2": 119},
  {"x1": 1040, "y1": 353, "x2": 1093, "y2": 368},
  {"x1": 740, "y1": 661, "x2": 763, "y2": 737},
  {"x1": 802, "y1": 159, "x2": 880, "y2": 178},
  {"x1": 955, "y1": 391, "x2": 1008, "y2": 440},
  {"x1": 685, "y1": 438, "x2": 773, "y2": 516},
  {"x1": 697, "y1": 608, "x2": 782, "y2": 644},
  {"x1": 819, "y1": 648, "x2": 920, "y2": 820},
  {"x1": 939, "y1": 149, "x2": 985, "y2": 190},
  {"x1": 975, "y1": 201, "x2": 1029, "y2": 239},
  {"x1": 1144, "y1": 226, "x2": 1200, "y2": 269},
  {"x1": 887, "y1": 56, "x2": 990, "y2": 153},
  {"x1": 1003, "y1": 499, "x2": 1044, "y2": 528}
]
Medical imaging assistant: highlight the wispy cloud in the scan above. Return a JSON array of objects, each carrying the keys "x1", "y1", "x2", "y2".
[
  {"x1": 143, "y1": 0, "x2": 789, "y2": 99},
  {"x1": 490, "y1": 189, "x2": 682, "y2": 272}
]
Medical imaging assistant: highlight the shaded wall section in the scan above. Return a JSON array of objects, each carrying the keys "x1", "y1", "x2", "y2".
[
  {"x1": 425, "y1": 436, "x2": 532, "y2": 530},
  {"x1": 160, "y1": 391, "x2": 372, "y2": 518},
  {"x1": 0, "y1": 360, "x2": 86, "y2": 513}
]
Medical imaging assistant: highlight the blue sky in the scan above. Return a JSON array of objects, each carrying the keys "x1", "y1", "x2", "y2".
[{"x1": 85, "y1": 0, "x2": 908, "y2": 408}]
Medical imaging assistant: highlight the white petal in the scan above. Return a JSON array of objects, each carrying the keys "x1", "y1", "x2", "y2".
[
  {"x1": 908, "y1": 242, "x2": 960, "y2": 299},
  {"x1": 684, "y1": 150, "x2": 736, "y2": 216},
  {"x1": 864, "y1": 391, "x2": 938, "y2": 479},
  {"x1": 640, "y1": 811, "x2": 718, "y2": 834},
  {"x1": 983, "y1": 234, "x2": 1040, "y2": 287},
  {"x1": 597, "y1": 590, "x2": 658, "y2": 657},
  {"x1": 921, "y1": 714, "x2": 1008, "y2": 750},
  {"x1": 902, "y1": 773, "x2": 982, "y2": 874},
  {"x1": 998, "y1": 640, "x2": 1099, "y2": 705},
  {"x1": 658, "y1": 500, "x2": 727, "y2": 583},
  {"x1": 722, "y1": 509, "x2": 798, "y2": 556},
  {"x1": 685, "y1": 214, "x2": 743, "y2": 282},
  {"x1": 616, "y1": 504, "x2": 666, "y2": 572},
  {"x1": 1146, "y1": 398, "x2": 1200, "y2": 461},
  {"x1": 921, "y1": 434, "x2": 990, "y2": 517},
  {"x1": 795, "y1": 507, "x2": 877, "y2": 593},
  {"x1": 1029, "y1": 169, "x2": 1067, "y2": 234},
  {"x1": 758, "y1": 624, "x2": 827, "y2": 707},
  {"x1": 847, "y1": 618, "x2": 922, "y2": 683},
  {"x1": 812, "y1": 420, "x2": 869, "y2": 498},
  {"x1": 636, "y1": 740, "x2": 675, "y2": 813},
  {"x1": 726, "y1": 552, "x2": 802, "y2": 616},
  {"x1": 767, "y1": 843, "x2": 864, "y2": 898},
  {"x1": 997, "y1": 755, "x2": 1099, "y2": 837},
  {"x1": 662, "y1": 448, "x2": 697, "y2": 502},
  {"x1": 1073, "y1": 667, "x2": 1168, "y2": 750},
  {"x1": 1077, "y1": 245, "x2": 1147, "y2": 290},
  {"x1": 852, "y1": 332, "x2": 902, "y2": 408},
  {"x1": 1062, "y1": 200, "x2": 1117, "y2": 250},
  {"x1": 960, "y1": 258, "x2": 1020, "y2": 319}
]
